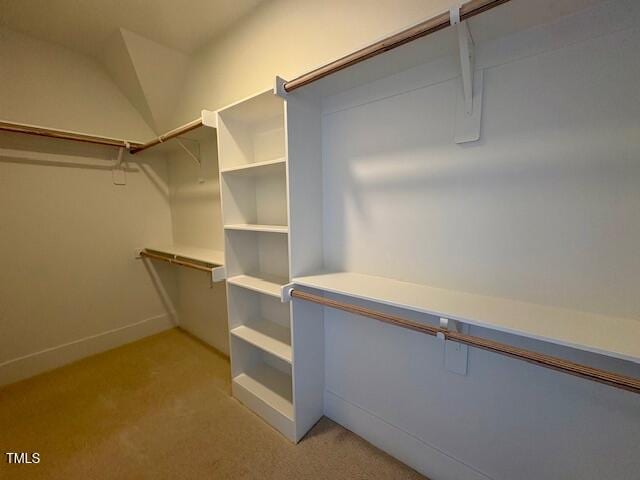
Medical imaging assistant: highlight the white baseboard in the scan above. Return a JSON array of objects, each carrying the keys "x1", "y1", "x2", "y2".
[
  {"x1": 0, "y1": 313, "x2": 176, "y2": 387},
  {"x1": 324, "y1": 389, "x2": 493, "y2": 480}
]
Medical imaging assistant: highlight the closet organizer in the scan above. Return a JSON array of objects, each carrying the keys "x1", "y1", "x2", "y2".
[{"x1": 215, "y1": 0, "x2": 640, "y2": 441}]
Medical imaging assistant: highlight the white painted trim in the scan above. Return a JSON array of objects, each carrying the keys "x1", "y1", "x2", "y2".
[
  {"x1": 0, "y1": 313, "x2": 176, "y2": 386},
  {"x1": 324, "y1": 389, "x2": 494, "y2": 480}
]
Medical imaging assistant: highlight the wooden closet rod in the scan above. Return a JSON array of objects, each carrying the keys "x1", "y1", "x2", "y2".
[
  {"x1": 283, "y1": 0, "x2": 512, "y2": 92},
  {"x1": 290, "y1": 289, "x2": 640, "y2": 394},
  {"x1": 129, "y1": 118, "x2": 203, "y2": 154},
  {"x1": 0, "y1": 117, "x2": 204, "y2": 154},
  {"x1": 140, "y1": 250, "x2": 216, "y2": 273},
  {"x1": 0, "y1": 120, "x2": 143, "y2": 149}
]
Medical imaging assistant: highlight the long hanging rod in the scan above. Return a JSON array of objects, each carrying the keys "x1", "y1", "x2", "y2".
[
  {"x1": 290, "y1": 289, "x2": 640, "y2": 394},
  {"x1": 283, "y1": 0, "x2": 512, "y2": 92},
  {"x1": 0, "y1": 120, "x2": 143, "y2": 149},
  {"x1": 0, "y1": 117, "x2": 204, "y2": 154}
]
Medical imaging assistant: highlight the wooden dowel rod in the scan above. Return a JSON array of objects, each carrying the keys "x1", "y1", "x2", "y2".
[
  {"x1": 0, "y1": 116, "x2": 205, "y2": 156},
  {"x1": 129, "y1": 118, "x2": 203, "y2": 154},
  {"x1": 140, "y1": 250, "x2": 214, "y2": 273},
  {"x1": 290, "y1": 289, "x2": 640, "y2": 394},
  {"x1": 283, "y1": 0, "x2": 512, "y2": 92},
  {"x1": 0, "y1": 120, "x2": 142, "y2": 149}
]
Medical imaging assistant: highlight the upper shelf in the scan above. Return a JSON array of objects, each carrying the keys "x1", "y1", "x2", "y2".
[
  {"x1": 292, "y1": 272, "x2": 640, "y2": 364},
  {"x1": 144, "y1": 245, "x2": 224, "y2": 266}
]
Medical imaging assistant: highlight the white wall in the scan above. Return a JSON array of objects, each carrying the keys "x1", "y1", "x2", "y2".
[
  {"x1": 0, "y1": 28, "x2": 154, "y2": 140},
  {"x1": 321, "y1": 4, "x2": 640, "y2": 480},
  {"x1": 167, "y1": 134, "x2": 228, "y2": 354},
  {"x1": 172, "y1": 0, "x2": 456, "y2": 124},
  {"x1": 0, "y1": 28, "x2": 177, "y2": 385}
]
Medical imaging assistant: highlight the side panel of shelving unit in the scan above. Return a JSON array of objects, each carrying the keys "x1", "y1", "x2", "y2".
[{"x1": 284, "y1": 91, "x2": 326, "y2": 440}]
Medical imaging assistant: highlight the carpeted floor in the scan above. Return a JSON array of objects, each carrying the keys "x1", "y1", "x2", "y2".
[{"x1": 0, "y1": 328, "x2": 425, "y2": 479}]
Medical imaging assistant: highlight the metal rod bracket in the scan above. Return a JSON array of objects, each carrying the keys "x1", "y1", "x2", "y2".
[
  {"x1": 451, "y1": 5, "x2": 483, "y2": 143},
  {"x1": 112, "y1": 143, "x2": 129, "y2": 185},
  {"x1": 440, "y1": 317, "x2": 469, "y2": 375}
]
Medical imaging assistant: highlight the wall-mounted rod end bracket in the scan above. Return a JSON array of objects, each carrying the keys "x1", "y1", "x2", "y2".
[
  {"x1": 281, "y1": 283, "x2": 295, "y2": 303},
  {"x1": 275, "y1": 76, "x2": 288, "y2": 98},
  {"x1": 134, "y1": 248, "x2": 144, "y2": 260},
  {"x1": 211, "y1": 266, "x2": 226, "y2": 283},
  {"x1": 201, "y1": 110, "x2": 217, "y2": 129}
]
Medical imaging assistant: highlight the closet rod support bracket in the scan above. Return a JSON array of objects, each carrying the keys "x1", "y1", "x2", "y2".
[
  {"x1": 211, "y1": 266, "x2": 226, "y2": 284},
  {"x1": 281, "y1": 283, "x2": 294, "y2": 303},
  {"x1": 275, "y1": 76, "x2": 288, "y2": 98},
  {"x1": 450, "y1": 5, "x2": 483, "y2": 144},
  {"x1": 201, "y1": 109, "x2": 217, "y2": 128},
  {"x1": 440, "y1": 317, "x2": 469, "y2": 375},
  {"x1": 112, "y1": 143, "x2": 129, "y2": 186}
]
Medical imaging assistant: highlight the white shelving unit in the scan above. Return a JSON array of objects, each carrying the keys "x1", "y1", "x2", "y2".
[
  {"x1": 217, "y1": 89, "x2": 324, "y2": 442},
  {"x1": 270, "y1": 0, "x2": 640, "y2": 461}
]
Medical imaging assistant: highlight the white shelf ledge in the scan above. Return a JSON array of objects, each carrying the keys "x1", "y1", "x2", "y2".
[
  {"x1": 227, "y1": 274, "x2": 288, "y2": 298},
  {"x1": 231, "y1": 320, "x2": 292, "y2": 363},
  {"x1": 293, "y1": 272, "x2": 640, "y2": 364},
  {"x1": 144, "y1": 245, "x2": 224, "y2": 266},
  {"x1": 225, "y1": 224, "x2": 288, "y2": 234},
  {"x1": 233, "y1": 364, "x2": 293, "y2": 421},
  {"x1": 220, "y1": 157, "x2": 286, "y2": 176}
]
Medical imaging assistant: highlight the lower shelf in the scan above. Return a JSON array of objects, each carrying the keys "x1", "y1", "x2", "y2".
[
  {"x1": 233, "y1": 364, "x2": 295, "y2": 440},
  {"x1": 231, "y1": 321, "x2": 292, "y2": 363}
]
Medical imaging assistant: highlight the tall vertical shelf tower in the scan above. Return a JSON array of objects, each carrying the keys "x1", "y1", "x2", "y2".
[{"x1": 217, "y1": 89, "x2": 324, "y2": 442}]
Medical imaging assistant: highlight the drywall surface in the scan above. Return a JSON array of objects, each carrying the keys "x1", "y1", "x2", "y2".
[
  {"x1": 0, "y1": 29, "x2": 176, "y2": 385},
  {"x1": 0, "y1": 133, "x2": 177, "y2": 386},
  {"x1": 0, "y1": 27, "x2": 154, "y2": 141},
  {"x1": 321, "y1": 6, "x2": 640, "y2": 480},
  {"x1": 167, "y1": 134, "x2": 228, "y2": 354},
  {"x1": 172, "y1": 0, "x2": 456, "y2": 124}
]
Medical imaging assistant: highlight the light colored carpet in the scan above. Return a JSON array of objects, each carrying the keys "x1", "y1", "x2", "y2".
[{"x1": 0, "y1": 328, "x2": 425, "y2": 479}]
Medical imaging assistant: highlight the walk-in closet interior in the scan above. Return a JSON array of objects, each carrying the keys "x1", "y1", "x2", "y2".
[{"x1": 1, "y1": 0, "x2": 639, "y2": 479}]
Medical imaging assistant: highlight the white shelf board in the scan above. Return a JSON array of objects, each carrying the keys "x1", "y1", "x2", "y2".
[
  {"x1": 231, "y1": 320, "x2": 292, "y2": 363},
  {"x1": 233, "y1": 363, "x2": 293, "y2": 420},
  {"x1": 144, "y1": 245, "x2": 224, "y2": 266},
  {"x1": 224, "y1": 224, "x2": 288, "y2": 234},
  {"x1": 220, "y1": 157, "x2": 286, "y2": 176},
  {"x1": 227, "y1": 274, "x2": 288, "y2": 298},
  {"x1": 293, "y1": 272, "x2": 640, "y2": 364}
]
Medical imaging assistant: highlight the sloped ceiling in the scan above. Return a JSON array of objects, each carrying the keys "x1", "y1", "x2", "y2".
[
  {"x1": 0, "y1": 0, "x2": 266, "y2": 57},
  {"x1": 102, "y1": 29, "x2": 190, "y2": 133}
]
